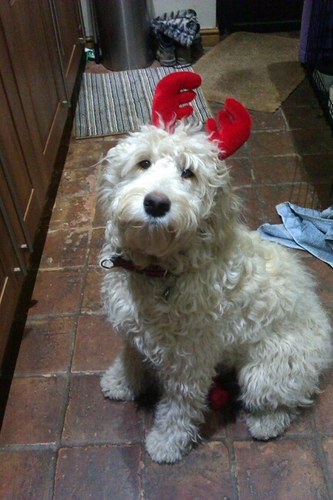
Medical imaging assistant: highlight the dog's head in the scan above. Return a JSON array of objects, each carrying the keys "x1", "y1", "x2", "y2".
[
  {"x1": 99, "y1": 122, "x2": 239, "y2": 266},
  {"x1": 99, "y1": 72, "x2": 250, "y2": 268}
]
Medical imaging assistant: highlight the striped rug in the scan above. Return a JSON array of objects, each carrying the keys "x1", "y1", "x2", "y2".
[{"x1": 75, "y1": 66, "x2": 211, "y2": 138}]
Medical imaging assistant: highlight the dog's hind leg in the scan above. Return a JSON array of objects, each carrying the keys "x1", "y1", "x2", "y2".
[
  {"x1": 238, "y1": 332, "x2": 328, "y2": 440},
  {"x1": 101, "y1": 343, "x2": 146, "y2": 401},
  {"x1": 245, "y1": 407, "x2": 298, "y2": 440}
]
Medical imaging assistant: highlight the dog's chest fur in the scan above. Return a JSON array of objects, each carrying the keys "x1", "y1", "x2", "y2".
[{"x1": 101, "y1": 232, "x2": 295, "y2": 367}]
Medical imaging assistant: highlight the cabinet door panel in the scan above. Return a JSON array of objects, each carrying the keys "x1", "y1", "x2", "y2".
[
  {"x1": 52, "y1": 0, "x2": 84, "y2": 97},
  {"x1": 0, "y1": 22, "x2": 48, "y2": 200},
  {"x1": 0, "y1": 79, "x2": 41, "y2": 245},
  {"x1": 0, "y1": 215, "x2": 24, "y2": 366},
  {"x1": 0, "y1": 0, "x2": 68, "y2": 171}
]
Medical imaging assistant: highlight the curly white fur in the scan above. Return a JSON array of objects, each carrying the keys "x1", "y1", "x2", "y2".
[{"x1": 99, "y1": 120, "x2": 332, "y2": 463}]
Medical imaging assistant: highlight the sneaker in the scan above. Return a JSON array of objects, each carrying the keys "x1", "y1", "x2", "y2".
[
  {"x1": 155, "y1": 33, "x2": 176, "y2": 67},
  {"x1": 191, "y1": 33, "x2": 204, "y2": 62},
  {"x1": 175, "y1": 43, "x2": 192, "y2": 66}
]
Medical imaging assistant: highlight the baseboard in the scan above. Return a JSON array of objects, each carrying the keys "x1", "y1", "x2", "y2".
[
  {"x1": 200, "y1": 28, "x2": 220, "y2": 47},
  {"x1": 85, "y1": 29, "x2": 221, "y2": 52}
]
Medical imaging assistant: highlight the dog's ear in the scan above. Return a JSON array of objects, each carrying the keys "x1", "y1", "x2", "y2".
[
  {"x1": 206, "y1": 98, "x2": 252, "y2": 159},
  {"x1": 151, "y1": 72, "x2": 202, "y2": 132}
]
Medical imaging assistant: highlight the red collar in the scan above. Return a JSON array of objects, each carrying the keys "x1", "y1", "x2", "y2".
[{"x1": 100, "y1": 256, "x2": 168, "y2": 277}]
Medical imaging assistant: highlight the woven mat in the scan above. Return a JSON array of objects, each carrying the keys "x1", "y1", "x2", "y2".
[
  {"x1": 193, "y1": 32, "x2": 305, "y2": 113},
  {"x1": 75, "y1": 66, "x2": 212, "y2": 138}
]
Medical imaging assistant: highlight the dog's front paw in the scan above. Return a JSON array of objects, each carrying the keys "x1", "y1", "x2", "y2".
[
  {"x1": 100, "y1": 364, "x2": 136, "y2": 401},
  {"x1": 246, "y1": 409, "x2": 296, "y2": 440},
  {"x1": 146, "y1": 428, "x2": 191, "y2": 463}
]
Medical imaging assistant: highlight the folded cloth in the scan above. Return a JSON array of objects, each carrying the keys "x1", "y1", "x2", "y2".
[
  {"x1": 258, "y1": 202, "x2": 333, "y2": 267},
  {"x1": 151, "y1": 9, "x2": 200, "y2": 47}
]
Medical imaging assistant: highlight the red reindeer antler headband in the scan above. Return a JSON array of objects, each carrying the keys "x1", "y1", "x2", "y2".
[{"x1": 151, "y1": 71, "x2": 252, "y2": 159}]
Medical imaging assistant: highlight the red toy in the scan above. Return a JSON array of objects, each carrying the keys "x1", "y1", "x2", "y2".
[
  {"x1": 151, "y1": 71, "x2": 252, "y2": 159},
  {"x1": 209, "y1": 377, "x2": 230, "y2": 410}
]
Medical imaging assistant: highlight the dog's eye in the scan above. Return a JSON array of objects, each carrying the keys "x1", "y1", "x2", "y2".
[
  {"x1": 181, "y1": 168, "x2": 194, "y2": 179},
  {"x1": 138, "y1": 159, "x2": 151, "y2": 169}
]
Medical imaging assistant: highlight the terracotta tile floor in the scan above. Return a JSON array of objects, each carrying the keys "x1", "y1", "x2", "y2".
[{"x1": 1, "y1": 63, "x2": 333, "y2": 499}]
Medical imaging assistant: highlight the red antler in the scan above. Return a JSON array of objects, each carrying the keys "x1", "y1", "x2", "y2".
[
  {"x1": 206, "y1": 98, "x2": 252, "y2": 159},
  {"x1": 151, "y1": 72, "x2": 202, "y2": 132},
  {"x1": 151, "y1": 71, "x2": 252, "y2": 158}
]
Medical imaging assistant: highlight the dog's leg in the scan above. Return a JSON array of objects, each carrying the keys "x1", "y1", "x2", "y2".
[
  {"x1": 145, "y1": 371, "x2": 211, "y2": 463},
  {"x1": 245, "y1": 408, "x2": 298, "y2": 440},
  {"x1": 101, "y1": 343, "x2": 145, "y2": 401},
  {"x1": 238, "y1": 336, "x2": 323, "y2": 440}
]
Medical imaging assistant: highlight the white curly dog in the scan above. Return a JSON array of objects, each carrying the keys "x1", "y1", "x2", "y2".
[{"x1": 99, "y1": 72, "x2": 332, "y2": 463}]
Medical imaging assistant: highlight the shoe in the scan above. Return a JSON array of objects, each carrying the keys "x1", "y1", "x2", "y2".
[
  {"x1": 191, "y1": 33, "x2": 204, "y2": 62},
  {"x1": 155, "y1": 33, "x2": 176, "y2": 67},
  {"x1": 175, "y1": 43, "x2": 192, "y2": 66}
]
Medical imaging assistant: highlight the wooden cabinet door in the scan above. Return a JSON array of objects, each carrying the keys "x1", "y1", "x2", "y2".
[
  {"x1": 0, "y1": 0, "x2": 69, "y2": 174},
  {"x1": 0, "y1": 0, "x2": 84, "y2": 370},
  {"x1": 0, "y1": 164, "x2": 29, "y2": 365},
  {"x1": 51, "y1": 0, "x2": 85, "y2": 98},
  {"x1": 0, "y1": 77, "x2": 41, "y2": 250},
  {"x1": 0, "y1": 215, "x2": 24, "y2": 364}
]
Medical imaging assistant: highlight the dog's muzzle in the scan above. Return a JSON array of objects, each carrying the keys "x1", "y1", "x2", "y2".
[{"x1": 144, "y1": 191, "x2": 171, "y2": 218}]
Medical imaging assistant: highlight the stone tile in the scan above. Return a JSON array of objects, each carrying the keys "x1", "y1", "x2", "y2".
[
  {"x1": 93, "y1": 199, "x2": 107, "y2": 228},
  {"x1": 15, "y1": 316, "x2": 75, "y2": 374},
  {"x1": 235, "y1": 439, "x2": 329, "y2": 500},
  {"x1": 85, "y1": 60, "x2": 112, "y2": 74},
  {"x1": 226, "y1": 408, "x2": 252, "y2": 439},
  {"x1": 230, "y1": 141, "x2": 250, "y2": 159},
  {"x1": 301, "y1": 154, "x2": 333, "y2": 184},
  {"x1": 247, "y1": 130, "x2": 296, "y2": 157},
  {"x1": 256, "y1": 183, "x2": 316, "y2": 224},
  {"x1": 250, "y1": 108, "x2": 287, "y2": 132},
  {"x1": 238, "y1": 186, "x2": 264, "y2": 230},
  {"x1": 284, "y1": 407, "x2": 316, "y2": 436},
  {"x1": 144, "y1": 441, "x2": 234, "y2": 500},
  {"x1": 72, "y1": 314, "x2": 123, "y2": 372},
  {"x1": 57, "y1": 167, "x2": 100, "y2": 199},
  {"x1": 0, "y1": 449, "x2": 56, "y2": 500},
  {"x1": 54, "y1": 445, "x2": 142, "y2": 500},
  {"x1": 314, "y1": 371, "x2": 333, "y2": 434},
  {"x1": 64, "y1": 140, "x2": 105, "y2": 169},
  {"x1": 102, "y1": 135, "x2": 122, "y2": 155},
  {"x1": 282, "y1": 79, "x2": 317, "y2": 108},
  {"x1": 303, "y1": 257, "x2": 333, "y2": 310},
  {"x1": 226, "y1": 157, "x2": 253, "y2": 187},
  {"x1": 288, "y1": 182, "x2": 319, "y2": 208},
  {"x1": 199, "y1": 409, "x2": 230, "y2": 441},
  {"x1": 62, "y1": 375, "x2": 144, "y2": 444},
  {"x1": 0, "y1": 376, "x2": 66, "y2": 445},
  {"x1": 314, "y1": 183, "x2": 333, "y2": 209},
  {"x1": 28, "y1": 269, "x2": 83, "y2": 317},
  {"x1": 292, "y1": 127, "x2": 333, "y2": 155},
  {"x1": 251, "y1": 155, "x2": 305, "y2": 185},
  {"x1": 47, "y1": 167, "x2": 99, "y2": 231},
  {"x1": 88, "y1": 227, "x2": 105, "y2": 266},
  {"x1": 322, "y1": 437, "x2": 333, "y2": 490},
  {"x1": 39, "y1": 228, "x2": 89, "y2": 269},
  {"x1": 283, "y1": 102, "x2": 328, "y2": 130},
  {"x1": 49, "y1": 191, "x2": 96, "y2": 230},
  {"x1": 81, "y1": 267, "x2": 104, "y2": 314}
]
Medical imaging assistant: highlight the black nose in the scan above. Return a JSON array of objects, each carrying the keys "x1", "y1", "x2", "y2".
[{"x1": 143, "y1": 192, "x2": 171, "y2": 218}]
